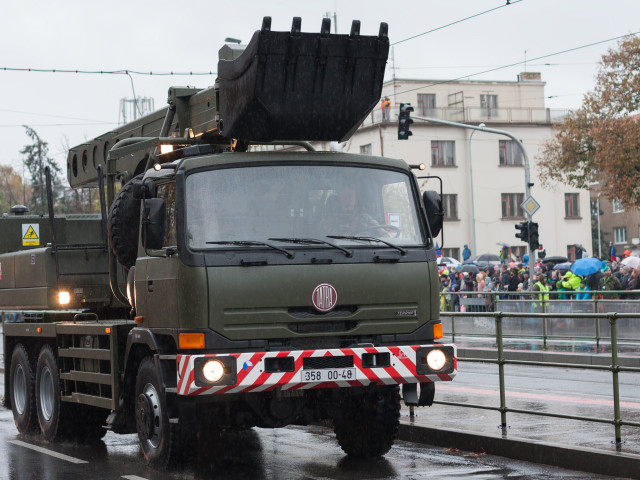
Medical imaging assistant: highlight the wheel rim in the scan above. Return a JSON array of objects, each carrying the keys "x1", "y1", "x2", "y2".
[
  {"x1": 13, "y1": 364, "x2": 26, "y2": 415},
  {"x1": 137, "y1": 383, "x2": 162, "y2": 449},
  {"x1": 39, "y1": 366, "x2": 54, "y2": 421}
]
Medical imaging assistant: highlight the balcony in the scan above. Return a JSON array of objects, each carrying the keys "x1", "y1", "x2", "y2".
[{"x1": 366, "y1": 106, "x2": 569, "y2": 127}]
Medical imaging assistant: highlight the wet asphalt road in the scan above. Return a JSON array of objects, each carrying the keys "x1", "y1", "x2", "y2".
[{"x1": 0, "y1": 386, "x2": 621, "y2": 480}]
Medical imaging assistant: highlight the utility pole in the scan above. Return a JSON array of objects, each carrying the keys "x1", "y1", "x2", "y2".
[{"x1": 324, "y1": 11, "x2": 337, "y2": 34}]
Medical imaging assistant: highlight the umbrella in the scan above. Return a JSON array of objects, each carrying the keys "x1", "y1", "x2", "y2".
[
  {"x1": 542, "y1": 256, "x2": 568, "y2": 265},
  {"x1": 570, "y1": 257, "x2": 603, "y2": 276},
  {"x1": 553, "y1": 261, "x2": 572, "y2": 271},
  {"x1": 473, "y1": 253, "x2": 501, "y2": 263},
  {"x1": 621, "y1": 256, "x2": 640, "y2": 270},
  {"x1": 460, "y1": 264, "x2": 480, "y2": 274}
]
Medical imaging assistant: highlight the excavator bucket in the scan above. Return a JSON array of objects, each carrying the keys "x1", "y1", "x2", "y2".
[{"x1": 217, "y1": 17, "x2": 389, "y2": 143}]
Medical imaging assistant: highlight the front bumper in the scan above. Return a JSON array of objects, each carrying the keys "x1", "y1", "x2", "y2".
[{"x1": 176, "y1": 344, "x2": 457, "y2": 396}]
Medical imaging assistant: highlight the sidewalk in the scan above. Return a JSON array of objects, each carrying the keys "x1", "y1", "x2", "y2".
[{"x1": 397, "y1": 343, "x2": 640, "y2": 479}]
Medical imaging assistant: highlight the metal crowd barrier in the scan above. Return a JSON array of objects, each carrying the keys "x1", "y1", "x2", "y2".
[
  {"x1": 441, "y1": 291, "x2": 640, "y2": 348},
  {"x1": 437, "y1": 308, "x2": 640, "y2": 445}
]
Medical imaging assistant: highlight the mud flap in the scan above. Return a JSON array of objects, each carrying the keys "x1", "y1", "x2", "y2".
[{"x1": 403, "y1": 382, "x2": 435, "y2": 407}]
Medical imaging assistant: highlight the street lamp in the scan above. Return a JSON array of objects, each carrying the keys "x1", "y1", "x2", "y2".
[
  {"x1": 588, "y1": 181, "x2": 602, "y2": 258},
  {"x1": 414, "y1": 116, "x2": 533, "y2": 260}
]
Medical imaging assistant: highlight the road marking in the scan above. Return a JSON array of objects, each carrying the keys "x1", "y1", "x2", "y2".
[
  {"x1": 121, "y1": 476, "x2": 149, "y2": 480},
  {"x1": 10, "y1": 440, "x2": 88, "y2": 464},
  {"x1": 438, "y1": 384, "x2": 640, "y2": 409}
]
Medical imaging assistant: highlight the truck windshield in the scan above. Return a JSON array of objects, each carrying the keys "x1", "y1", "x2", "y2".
[{"x1": 185, "y1": 165, "x2": 426, "y2": 249}]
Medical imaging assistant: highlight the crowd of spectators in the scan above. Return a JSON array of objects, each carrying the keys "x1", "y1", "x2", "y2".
[{"x1": 439, "y1": 252, "x2": 640, "y2": 312}]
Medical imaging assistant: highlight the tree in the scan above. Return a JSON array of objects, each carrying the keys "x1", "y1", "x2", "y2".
[
  {"x1": 538, "y1": 35, "x2": 640, "y2": 208},
  {"x1": 20, "y1": 126, "x2": 62, "y2": 214},
  {"x1": 0, "y1": 165, "x2": 28, "y2": 214}
]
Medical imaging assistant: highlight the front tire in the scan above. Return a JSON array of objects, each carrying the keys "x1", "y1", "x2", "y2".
[
  {"x1": 333, "y1": 386, "x2": 400, "y2": 457},
  {"x1": 10, "y1": 344, "x2": 38, "y2": 434},
  {"x1": 135, "y1": 357, "x2": 192, "y2": 470}
]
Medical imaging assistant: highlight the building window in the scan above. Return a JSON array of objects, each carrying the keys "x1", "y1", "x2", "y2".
[
  {"x1": 442, "y1": 194, "x2": 458, "y2": 221},
  {"x1": 498, "y1": 140, "x2": 523, "y2": 165},
  {"x1": 360, "y1": 144, "x2": 372, "y2": 155},
  {"x1": 480, "y1": 94, "x2": 498, "y2": 117},
  {"x1": 431, "y1": 141, "x2": 455, "y2": 166},
  {"x1": 417, "y1": 93, "x2": 436, "y2": 116},
  {"x1": 501, "y1": 193, "x2": 524, "y2": 219},
  {"x1": 564, "y1": 193, "x2": 580, "y2": 218},
  {"x1": 612, "y1": 199, "x2": 625, "y2": 213},
  {"x1": 442, "y1": 248, "x2": 460, "y2": 260},
  {"x1": 510, "y1": 246, "x2": 527, "y2": 262},
  {"x1": 614, "y1": 226, "x2": 627, "y2": 244}
]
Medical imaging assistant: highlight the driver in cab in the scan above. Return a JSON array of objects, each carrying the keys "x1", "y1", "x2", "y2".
[{"x1": 325, "y1": 186, "x2": 380, "y2": 236}]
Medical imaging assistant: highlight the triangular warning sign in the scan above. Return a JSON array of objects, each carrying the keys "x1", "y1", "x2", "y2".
[{"x1": 24, "y1": 225, "x2": 39, "y2": 239}]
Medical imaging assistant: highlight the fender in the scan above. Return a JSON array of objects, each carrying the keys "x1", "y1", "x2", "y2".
[{"x1": 123, "y1": 327, "x2": 178, "y2": 389}]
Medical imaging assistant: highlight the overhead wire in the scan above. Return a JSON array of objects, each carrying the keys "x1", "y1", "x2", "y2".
[
  {"x1": 391, "y1": 0, "x2": 524, "y2": 46},
  {"x1": 0, "y1": 67, "x2": 216, "y2": 76},
  {"x1": 390, "y1": 30, "x2": 640, "y2": 98}
]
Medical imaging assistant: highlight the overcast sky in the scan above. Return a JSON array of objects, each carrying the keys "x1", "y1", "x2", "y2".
[{"x1": 1, "y1": 0, "x2": 639, "y2": 180}]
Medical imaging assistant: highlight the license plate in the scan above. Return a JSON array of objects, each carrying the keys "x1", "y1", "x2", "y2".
[{"x1": 302, "y1": 368, "x2": 356, "y2": 383}]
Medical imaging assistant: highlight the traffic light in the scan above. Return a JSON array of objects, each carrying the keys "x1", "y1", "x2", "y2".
[
  {"x1": 398, "y1": 103, "x2": 414, "y2": 140},
  {"x1": 515, "y1": 221, "x2": 529, "y2": 243},
  {"x1": 528, "y1": 222, "x2": 539, "y2": 250}
]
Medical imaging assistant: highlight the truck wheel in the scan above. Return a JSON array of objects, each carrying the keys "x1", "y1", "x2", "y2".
[
  {"x1": 333, "y1": 386, "x2": 400, "y2": 457},
  {"x1": 135, "y1": 357, "x2": 193, "y2": 470},
  {"x1": 10, "y1": 344, "x2": 38, "y2": 434},
  {"x1": 35, "y1": 345, "x2": 68, "y2": 441},
  {"x1": 108, "y1": 174, "x2": 143, "y2": 269}
]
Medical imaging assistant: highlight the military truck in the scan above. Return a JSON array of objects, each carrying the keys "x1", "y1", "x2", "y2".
[{"x1": 1, "y1": 17, "x2": 456, "y2": 470}]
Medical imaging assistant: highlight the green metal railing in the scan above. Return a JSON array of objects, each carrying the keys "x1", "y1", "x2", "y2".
[
  {"x1": 442, "y1": 291, "x2": 640, "y2": 348},
  {"x1": 437, "y1": 310, "x2": 640, "y2": 444}
]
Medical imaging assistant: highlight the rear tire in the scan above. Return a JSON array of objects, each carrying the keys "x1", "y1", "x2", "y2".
[
  {"x1": 10, "y1": 344, "x2": 38, "y2": 434},
  {"x1": 135, "y1": 357, "x2": 193, "y2": 470},
  {"x1": 35, "y1": 345, "x2": 68, "y2": 441},
  {"x1": 333, "y1": 386, "x2": 400, "y2": 457}
]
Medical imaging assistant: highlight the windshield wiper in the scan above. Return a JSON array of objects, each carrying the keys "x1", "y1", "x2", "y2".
[
  {"x1": 206, "y1": 240, "x2": 294, "y2": 258},
  {"x1": 269, "y1": 237, "x2": 353, "y2": 257},
  {"x1": 326, "y1": 235, "x2": 407, "y2": 256}
]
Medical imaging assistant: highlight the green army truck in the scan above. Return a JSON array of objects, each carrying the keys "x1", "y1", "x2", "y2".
[{"x1": 1, "y1": 17, "x2": 456, "y2": 470}]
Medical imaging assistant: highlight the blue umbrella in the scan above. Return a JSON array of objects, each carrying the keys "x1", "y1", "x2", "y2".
[{"x1": 570, "y1": 257, "x2": 603, "y2": 276}]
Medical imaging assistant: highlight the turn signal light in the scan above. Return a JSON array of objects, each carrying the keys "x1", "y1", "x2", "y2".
[
  {"x1": 179, "y1": 333, "x2": 205, "y2": 349},
  {"x1": 433, "y1": 323, "x2": 443, "y2": 339}
]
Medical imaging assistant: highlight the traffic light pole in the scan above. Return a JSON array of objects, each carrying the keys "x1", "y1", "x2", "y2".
[{"x1": 411, "y1": 115, "x2": 534, "y2": 264}]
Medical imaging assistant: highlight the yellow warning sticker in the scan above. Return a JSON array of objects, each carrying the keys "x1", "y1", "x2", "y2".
[{"x1": 22, "y1": 224, "x2": 40, "y2": 246}]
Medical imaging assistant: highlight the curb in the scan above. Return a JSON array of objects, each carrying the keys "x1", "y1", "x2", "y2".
[
  {"x1": 457, "y1": 347, "x2": 640, "y2": 368},
  {"x1": 398, "y1": 423, "x2": 640, "y2": 479}
]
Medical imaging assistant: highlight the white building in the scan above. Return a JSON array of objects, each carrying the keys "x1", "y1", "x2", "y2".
[{"x1": 341, "y1": 73, "x2": 592, "y2": 262}]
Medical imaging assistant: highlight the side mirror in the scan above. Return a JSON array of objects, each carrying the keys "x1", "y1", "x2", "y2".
[
  {"x1": 142, "y1": 198, "x2": 165, "y2": 250},
  {"x1": 422, "y1": 190, "x2": 443, "y2": 237}
]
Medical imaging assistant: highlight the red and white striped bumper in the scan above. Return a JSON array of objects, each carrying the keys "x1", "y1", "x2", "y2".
[{"x1": 176, "y1": 344, "x2": 457, "y2": 396}]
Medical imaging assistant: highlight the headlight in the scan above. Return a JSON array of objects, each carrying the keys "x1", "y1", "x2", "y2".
[
  {"x1": 202, "y1": 359, "x2": 225, "y2": 383},
  {"x1": 426, "y1": 349, "x2": 447, "y2": 371},
  {"x1": 58, "y1": 291, "x2": 71, "y2": 305}
]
